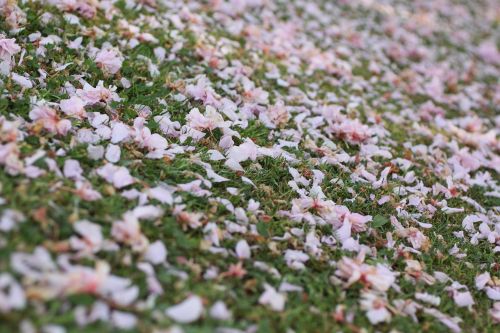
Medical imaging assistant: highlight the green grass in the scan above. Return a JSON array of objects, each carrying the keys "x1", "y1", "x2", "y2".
[{"x1": 0, "y1": 0, "x2": 498, "y2": 332}]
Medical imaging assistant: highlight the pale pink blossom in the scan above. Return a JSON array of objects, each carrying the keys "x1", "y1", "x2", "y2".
[
  {"x1": 284, "y1": 250, "x2": 309, "y2": 270},
  {"x1": 330, "y1": 119, "x2": 371, "y2": 145},
  {"x1": 0, "y1": 209, "x2": 25, "y2": 232},
  {"x1": 475, "y1": 272, "x2": 500, "y2": 301},
  {"x1": 111, "y1": 213, "x2": 148, "y2": 251},
  {"x1": 226, "y1": 139, "x2": 259, "y2": 164},
  {"x1": 54, "y1": 0, "x2": 97, "y2": 19},
  {"x1": 360, "y1": 292, "x2": 392, "y2": 324},
  {"x1": 74, "y1": 181, "x2": 102, "y2": 201},
  {"x1": 415, "y1": 292, "x2": 441, "y2": 306},
  {"x1": 0, "y1": 2, "x2": 26, "y2": 29},
  {"x1": 235, "y1": 239, "x2": 251, "y2": 259},
  {"x1": 423, "y1": 308, "x2": 462, "y2": 333},
  {"x1": 453, "y1": 291, "x2": 474, "y2": 308},
  {"x1": 475, "y1": 272, "x2": 492, "y2": 290},
  {"x1": 70, "y1": 220, "x2": 104, "y2": 256},
  {"x1": 77, "y1": 81, "x2": 120, "y2": 105},
  {"x1": 173, "y1": 207, "x2": 204, "y2": 229},
  {"x1": 451, "y1": 149, "x2": 481, "y2": 171},
  {"x1": 111, "y1": 311, "x2": 137, "y2": 330},
  {"x1": 105, "y1": 144, "x2": 121, "y2": 163},
  {"x1": 186, "y1": 106, "x2": 226, "y2": 131},
  {"x1": 243, "y1": 86, "x2": 269, "y2": 104},
  {"x1": 11, "y1": 73, "x2": 32, "y2": 88},
  {"x1": 143, "y1": 240, "x2": 167, "y2": 264},
  {"x1": 177, "y1": 180, "x2": 211, "y2": 197},
  {"x1": 96, "y1": 164, "x2": 135, "y2": 188},
  {"x1": 209, "y1": 301, "x2": 231, "y2": 320},
  {"x1": 418, "y1": 101, "x2": 445, "y2": 121},
  {"x1": 111, "y1": 122, "x2": 131, "y2": 143},
  {"x1": 29, "y1": 105, "x2": 72, "y2": 135},
  {"x1": 0, "y1": 273, "x2": 26, "y2": 312},
  {"x1": 63, "y1": 159, "x2": 83, "y2": 180},
  {"x1": 0, "y1": 36, "x2": 21, "y2": 61},
  {"x1": 12, "y1": 250, "x2": 137, "y2": 305},
  {"x1": 405, "y1": 260, "x2": 436, "y2": 285},
  {"x1": 165, "y1": 295, "x2": 204, "y2": 323},
  {"x1": 60, "y1": 96, "x2": 86, "y2": 119},
  {"x1": 133, "y1": 118, "x2": 168, "y2": 157},
  {"x1": 132, "y1": 205, "x2": 163, "y2": 220},
  {"x1": 148, "y1": 185, "x2": 174, "y2": 205},
  {"x1": 0, "y1": 143, "x2": 23, "y2": 175},
  {"x1": 185, "y1": 76, "x2": 222, "y2": 107},
  {"x1": 345, "y1": 212, "x2": 372, "y2": 233},
  {"x1": 335, "y1": 254, "x2": 396, "y2": 292},
  {"x1": 477, "y1": 40, "x2": 500, "y2": 65},
  {"x1": 259, "y1": 101, "x2": 289, "y2": 128},
  {"x1": 396, "y1": 227, "x2": 430, "y2": 251},
  {"x1": 95, "y1": 48, "x2": 123, "y2": 75},
  {"x1": 331, "y1": 205, "x2": 372, "y2": 240},
  {"x1": 490, "y1": 303, "x2": 500, "y2": 323},
  {"x1": 259, "y1": 283, "x2": 286, "y2": 311}
]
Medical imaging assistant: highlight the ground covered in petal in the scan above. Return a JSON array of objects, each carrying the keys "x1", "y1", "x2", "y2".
[{"x1": 0, "y1": 0, "x2": 499, "y2": 332}]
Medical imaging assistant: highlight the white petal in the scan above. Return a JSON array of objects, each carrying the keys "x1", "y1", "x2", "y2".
[
  {"x1": 105, "y1": 144, "x2": 121, "y2": 163},
  {"x1": 111, "y1": 311, "x2": 137, "y2": 329},
  {"x1": 209, "y1": 301, "x2": 231, "y2": 320},
  {"x1": 366, "y1": 307, "x2": 391, "y2": 324},
  {"x1": 144, "y1": 241, "x2": 167, "y2": 265},
  {"x1": 259, "y1": 284, "x2": 286, "y2": 312},
  {"x1": 475, "y1": 272, "x2": 491, "y2": 290},
  {"x1": 111, "y1": 123, "x2": 130, "y2": 143},
  {"x1": 235, "y1": 239, "x2": 251, "y2": 259},
  {"x1": 486, "y1": 287, "x2": 500, "y2": 301},
  {"x1": 148, "y1": 186, "x2": 174, "y2": 205},
  {"x1": 166, "y1": 295, "x2": 204, "y2": 323},
  {"x1": 454, "y1": 291, "x2": 474, "y2": 307}
]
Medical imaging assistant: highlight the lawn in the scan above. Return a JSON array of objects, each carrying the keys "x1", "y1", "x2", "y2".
[{"x1": 0, "y1": 0, "x2": 499, "y2": 332}]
